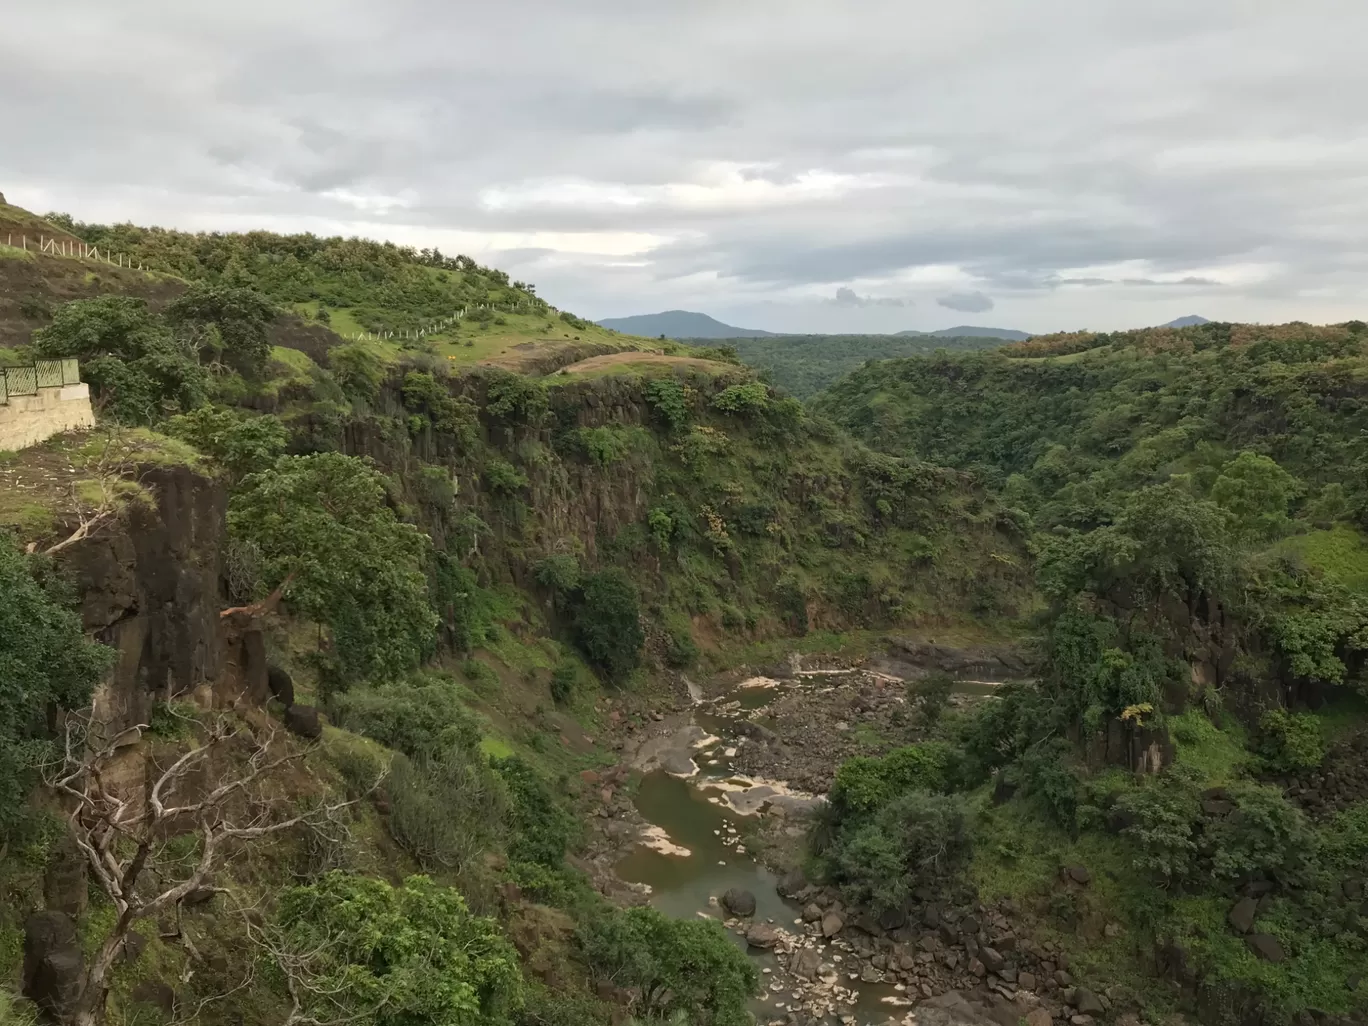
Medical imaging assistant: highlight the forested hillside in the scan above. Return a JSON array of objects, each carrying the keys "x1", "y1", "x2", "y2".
[
  {"x1": 0, "y1": 201, "x2": 1031, "y2": 1026},
  {"x1": 809, "y1": 320, "x2": 1368, "y2": 1023},
  {"x1": 681, "y1": 333, "x2": 1007, "y2": 397}
]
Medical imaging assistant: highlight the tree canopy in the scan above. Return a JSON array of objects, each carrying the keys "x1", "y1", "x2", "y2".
[{"x1": 226, "y1": 452, "x2": 437, "y2": 685}]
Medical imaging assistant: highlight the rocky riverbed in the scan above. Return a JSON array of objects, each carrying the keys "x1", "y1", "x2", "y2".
[{"x1": 580, "y1": 652, "x2": 1163, "y2": 1026}]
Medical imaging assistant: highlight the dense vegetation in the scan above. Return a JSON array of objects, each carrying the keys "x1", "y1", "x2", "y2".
[
  {"x1": 809, "y1": 321, "x2": 1368, "y2": 1022},
  {"x1": 0, "y1": 201, "x2": 1032, "y2": 1026},
  {"x1": 680, "y1": 333, "x2": 1006, "y2": 397},
  {"x1": 44, "y1": 213, "x2": 554, "y2": 335}
]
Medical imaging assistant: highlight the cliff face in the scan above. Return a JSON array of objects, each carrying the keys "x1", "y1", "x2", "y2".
[{"x1": 57, "y1": 463, "x2": 265, "y2": 731}]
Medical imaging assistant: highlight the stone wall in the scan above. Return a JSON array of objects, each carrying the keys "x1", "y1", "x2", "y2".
[{"x1": 0, "y1": 382, "x2": 95, "y2": 449}]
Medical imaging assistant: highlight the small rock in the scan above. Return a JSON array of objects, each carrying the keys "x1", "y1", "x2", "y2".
[
  {"x1": 803, "y1": 903, "x2": 823, "y2": 922},
  {"x1": 1018, "y1": 972, "x2": 1036, "y2": 991},
  {"x1": 980, "y1": 946, "x2": 1006, "y2": 973},
  {"x1": 1064, "y1": 864, "x2": 1091, "y2": 886},
  {"x1": 1025, "y1": 1009, "x2": 1052, "y2": 1026}
]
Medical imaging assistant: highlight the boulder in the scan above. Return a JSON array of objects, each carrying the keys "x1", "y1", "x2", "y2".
[
  {"x1": 1228, "y1": 897, "x2": 1258, "y2": 934},
  {"x1": 1063, "y1": 864, "x2": 1091, "y2": 885},
  {"x1": 821, "y1": 912, "x2": 845, "y2": 938},
  {"x1": 744, "y1": 923, "x2": 780, "y2": 949},
  {"x1": 802, "y1": 902, "x2": 823, "y2": 922},
  {"x1": 130, "y1": 980, "x2": 177, "y2": 1014},
  {"x1": 22, "y1": 912, "x2": 84, "y2": 1021},
  {"x1": 266, "y1": 664, "x2": 295, "y2": 707},
  {"x1": 721, "y1": 887, "x2": 756, "y2": 917},
  {"x1": 789, "y1": 947, "x2": 823, "y2": 980},
  {"x1": 284, "y1": 704, "x2": 323, "y2": 739},
  {"x1": 980, "y1": 946, "x2": 1006, "y2": 973},
  {"x1": 1247, "y1": 933, "x2": 1286, "y2": 963},
  {"x1": 1072, "y1": 987, "x2": 1105, "y2": 1015},
  {"x1": 776, "y1": 867, "x2": 807, "y2": 898},
  {"x1": 1025, "y1": 1009, "x2": 1052, "y2": 1026}
]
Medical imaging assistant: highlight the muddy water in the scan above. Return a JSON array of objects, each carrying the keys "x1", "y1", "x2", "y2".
[{"x1": 616, "y1": 673, "x2": 911, "y2": 1024}]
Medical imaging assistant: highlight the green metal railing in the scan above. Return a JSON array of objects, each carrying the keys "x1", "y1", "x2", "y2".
[{"x1": 0, "y1": 359, "x2": 80, "y2": 404}]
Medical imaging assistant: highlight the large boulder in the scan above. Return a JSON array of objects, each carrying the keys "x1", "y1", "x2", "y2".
[
  {"x1": 721, "y1": 888, "x2": 756, "y2": 917},
  {"x1": 23, "y1": 911, "x2": 85, "y2": 1021},
  {"x1": 284, "y1": 704, "x2": 323, "y2": 739},
  {"x1": 1228, "y1": 897, "x2": 1258, "y2": 934},
  {"x1": 1247, "y1": 933, "x2": 1286, "y2": 963},
  {"x1": 266, "y1": 664, "x2": 295, "y2": 707},
  {"x1": 789, "y1": 948, "x2": 822, "y2": 980},
  {"x1": 1072, "y1": 986, "x2": 1105, "y2": 1015},
  {"x1": 821, "y1": 911, "x2": 844, "y2": 937},
  {"x1": 744, "y1": 923, "x2": 780, "y2": 949}
]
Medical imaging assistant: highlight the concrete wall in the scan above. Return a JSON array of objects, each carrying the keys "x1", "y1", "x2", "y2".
[{"x1": 0, "y1": 383, "x2": 95, "y2": 450}]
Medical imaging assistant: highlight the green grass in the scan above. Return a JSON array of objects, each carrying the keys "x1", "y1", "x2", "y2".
[
  {"x1": 1275, "y1": 525, "x2": 1368, "y2": 593},
  {"x1": 479, "y1": 736, "x2": 515, "y2": 759},
  {"x1": 0, "y1": 244, "x2": 35, "y2": 263},
  {"x1": 1168, "y1": 708, "x2": 1249, "y2": 783}
]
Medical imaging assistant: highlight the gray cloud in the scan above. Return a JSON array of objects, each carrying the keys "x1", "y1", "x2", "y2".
[
  {"x1": 1, "y1": 3, "x2": 1366, "y2": 332},
  {"x1": 937, "y1": 291, "x2": 995, "y2": 314},
  {"x1": 831, "y1": 286, "x2": 907, "y2": 308}
]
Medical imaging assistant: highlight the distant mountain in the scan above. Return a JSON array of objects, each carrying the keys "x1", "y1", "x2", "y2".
[
  {"x1": 597, "y1": 310, "x2": 779, "y2": 339},
  {"x1": 1160, "y1": 315, "x2": 1211, "y2": 328},
  {"x1": 895, "y1": 326, "x2": 1032, "y2": 341}
]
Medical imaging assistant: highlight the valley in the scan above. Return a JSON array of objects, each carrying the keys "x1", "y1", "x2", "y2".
[{"x1": 0, "y1": 200, "x2": 1365, "y2": 1026}]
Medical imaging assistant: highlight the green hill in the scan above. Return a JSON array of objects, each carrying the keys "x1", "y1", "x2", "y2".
[
  {"x1": 682, "y1": 332, "x2": 1008, "y2": 397},
  {"x1": 813, "y1": 318, "x2": 1368, "y2": 1021}
]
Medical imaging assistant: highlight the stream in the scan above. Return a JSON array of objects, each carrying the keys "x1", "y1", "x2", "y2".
[{"x1": 614, "y1": 670, "x2": 979, "y2": 1025}]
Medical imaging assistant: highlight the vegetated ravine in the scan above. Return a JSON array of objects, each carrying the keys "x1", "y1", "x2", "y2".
[{"x1": 3, "y1": 197, "x2": 1367, "y2": 1026}]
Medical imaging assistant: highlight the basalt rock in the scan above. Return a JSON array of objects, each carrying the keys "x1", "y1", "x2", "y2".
[
  {"x1": 721, "y1": 887, "x2": 756, "y2": 917},
  {"x1": 23, "y1": 911, "x2": 85, "y2": 1021},
  {"x1": 285, "y1": 704, "x2": 323, "y2": 739}
]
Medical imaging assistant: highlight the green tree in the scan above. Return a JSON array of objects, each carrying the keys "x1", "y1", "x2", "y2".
[
  {"x1": 1210, "y1": 451, "x2": 1301, "y2": 541},
  {"x1": 580, "y1": 906, "x2": 758, "y2": 1026},
  {"x1": 273, "y1": 873, "x2": 523, "y2": 1026},
  {"x1": 164, "y1": 283, "x2": 277, "y2": 377},
  {"x1": 32, "y1": 296, "x2": 208, "y2": 423},
  {"x1": 227, "y1": 453, "x2": 436, "y2": 685},
  {"x1": 0, "y1": 542, "x2": 113, "y2": 841},
  {"x1": 573, "y1": 568, "x2": 644, "y2": 681},
  {"x1": 164, "y1": 405, "x2": 286, "y2": 480}
]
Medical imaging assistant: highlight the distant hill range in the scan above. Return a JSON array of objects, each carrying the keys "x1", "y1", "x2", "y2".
[
  {"x1": 600, "y1": 309, "x2": 1214, "y2": 341},
  {"x1": 596, "y1": 310, "x2": 779, "y2": 339},
  {"x1": 894, "y1": 325, "x2": 1032, "y2": 341}
]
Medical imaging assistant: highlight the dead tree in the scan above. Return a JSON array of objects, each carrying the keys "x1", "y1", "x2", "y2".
[{"x1": 46, "y1": 704, "x2": 357, "y2": 1026}]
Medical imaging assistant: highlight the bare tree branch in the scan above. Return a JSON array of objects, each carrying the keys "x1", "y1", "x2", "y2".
[{"x1": 43, "y1": 702, "x2": 367, "y2": 1026}]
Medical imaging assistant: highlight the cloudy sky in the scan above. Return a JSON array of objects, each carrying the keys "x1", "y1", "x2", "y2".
[{"x1": 4, "y1": 2, "x2": 1367, "y2": 333}]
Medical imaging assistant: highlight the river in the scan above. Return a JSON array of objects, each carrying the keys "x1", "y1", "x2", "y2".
[{"x1": 615, "y1": 671, "x2": 936, "y2": 1025}]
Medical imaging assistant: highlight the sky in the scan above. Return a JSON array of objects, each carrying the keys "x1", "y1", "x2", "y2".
[{"x1": 4, "y1": 2, "x2": 1367, "y2": 334}]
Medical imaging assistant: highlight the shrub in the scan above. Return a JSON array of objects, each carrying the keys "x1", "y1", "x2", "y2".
[
  {"x1": 571, "y1": 426, "x2": 630, "y2": 467},
  {"x1": 829, "y1": 742, "x2": 960, "y2": 823},
  {"x1": 573, "y1": 568, "x2": 644, "y2": 681},
  {"x1": 578, "y1": 906, "x2": 757, "y2": 1026},
  {"x1": 329, "y1": 342, "x2": 387, "y2": 404},
  {"x1": 644, "y1": 378, "x2": 691, "y2": 432},
  {"x1": 827, "y1": 791, "x2": 971, "y2": 912},
  {"x1": 0, "y1": 543, "x2": 113, "y2": 842},
  {"x1": 908, "y1": 672, "x2": 955, "y2": 725},
  {"x1": 483, "y1": 459, "x2": 528, "y2": 493},
  {"x1": 549, "y1": 661, "x2": 580, "y2": 705},
  {"x1": 663, "y1": 617, "x2": 698, "y2": 668},
  {"x1": 1117, "y1": 767, "x2": 1204, "y2": 883},
  {"x1": 331, "y1": 672, "x2": 480, "y2": 760},
  {"x1": 1257, "y1": 708, "x2": 1326, "y2": 773},
  {"x1": 1208, "y1": 781, "x2": 1319, "y2": 885},
  {"x1": 533, "y1": 554, "x2": 581, "y2": 598},
  {"x1": 387, "y1": 750, "x2": 508, "y2": 873},
  {"x1": 275, "y1": 872, "x2": 524, "y2": 1026},
  {"x1": 164, "y1": 405, "x2": 286, "y2": 479},
  {"x1": 485, "y1": 371, "x2": 548, "y2": 422},
  {"x1": 710, "y1": 382, "x2": 769, "y2": 415}
]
